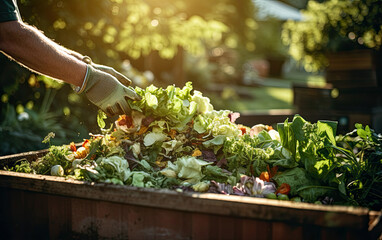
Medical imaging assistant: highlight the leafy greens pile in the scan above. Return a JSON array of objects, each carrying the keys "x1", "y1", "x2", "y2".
[{"x1": 7, "y1": 82, "x2": 382, "y2": 210}]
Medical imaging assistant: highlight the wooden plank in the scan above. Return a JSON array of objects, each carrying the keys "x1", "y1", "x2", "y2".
[
  {"x1": 123, "y1": 204, "x2": 153, "y2": 240},
  {"x1": 0, "y1": 148, "x2": 49, "y2": 169},
  {"x1": 302, "y1": 225, "x2": 322, "y2": 240},
  {"x1": 0, "y1": 148, "x2": 379, "y2": 239},
  {"x1": 326, "y1": 69, "x2": 378, "y2": 88},
  {"x1": 0, "y1": 170, "x2": 372, "y2": 231},
  {"x1": 151, "y1": 207, "x2": 192, "y2": 240},
  {"x1": 23, "y1": 191, "x2": 50, "y2": 239},
  {"x1": 48, "y1": 194, "x2": 73, "y2": 239},
  {"x1": 331, "y1": 87, "x2": 382, "y2": 112},
  {"x1": 95, "y1": 201, "x2": 125, "y2": 239},
  {"x1": 212, "y1": 214, "x2": 237, "y2": 240},
  {"x1": 70, "y1": 197, "x2": 98, "y2": 238},
  {"x1": 1, "y1": 186, "x2": 379, "y2": 239},
  {"x1": 241, "y1": 218, "x2": 272, "y2": 240},
  {"x1": 320, "y1": 227, "x2": 347, "y2": 240},
  {"x1": 271, "y1": 222, "x2": 303, "y2": 240},
  {"x1": 191, "y1": 213, "x2": 212, "y2": 240},
  {"x1": 123, "y1": 204, "x2": 192, "y2": 240},
  {"x1": 0, "y1": 188, "x2": 24, "y2": 239},
  {"x1": 327, "y1": 49, "x2": 375, "y2": 71},
  {"x1": 292, "y1": 85, "x2": 332, "y2": 112}
]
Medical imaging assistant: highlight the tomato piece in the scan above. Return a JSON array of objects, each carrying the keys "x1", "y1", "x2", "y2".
[
  {"x1": 259, "y1": 171, "x2": 270, "y2": 182},
  {"x1": 82, "y1": 139, "x2": 91, "y2": 149},
  {"x1": 276, "y1": 183, "x2": 291, "y2": 195},
  {"x1": 239, "y1": 127, "x2": 246, "y2": 135},
  {"x1": 117, "y1": 115, "x2": 134, "y2": 128},
  {"x1": 69, "y1": 142, "x2": 77, "y2": 152}
]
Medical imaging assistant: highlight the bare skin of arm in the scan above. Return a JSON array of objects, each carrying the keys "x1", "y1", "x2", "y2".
[{"x1": 0, "y1": 20, "x2": 86, "y2": 87}]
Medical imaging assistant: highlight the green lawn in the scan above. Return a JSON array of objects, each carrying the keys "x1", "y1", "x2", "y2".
[{"x1": 205, "y1": 71, "x2": 325, "y2": 113}]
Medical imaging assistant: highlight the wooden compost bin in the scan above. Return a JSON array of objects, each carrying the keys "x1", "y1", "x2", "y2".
[{"x1": 0, "y1": 150, "x2": 381, "y2": 240}]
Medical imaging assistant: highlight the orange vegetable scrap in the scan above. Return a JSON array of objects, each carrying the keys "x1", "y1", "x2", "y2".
[
  {"x1": 82, "y1": 139, "x2": 91, "y2": 149},
  {"x1": 117, "y1": 115, "x2": 134, "y2": 128},
  {"x1": 259, "y1": 165, "x2": 278, "y2": 182},
  {"x1": 136, "y1": 126, "x2": 149, "y2": 135},
  {"x1": 259, "y1": 171, "x2": 270, "y2": 182},
  {"x1": 168, "y1": 129, "x2": 177, "y2": 139},
  {"x1": 192, "y1": 149, "x2": 202, "y2": 157},
  {"x1": 276, "y1": 183, "x2": 291, "y2": 195},
  {"x1": 69, "y1": 142, "x2": 77, "y2": 152}
]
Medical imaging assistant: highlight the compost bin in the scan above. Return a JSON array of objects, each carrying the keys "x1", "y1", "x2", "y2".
[{"x1": 0, "y1": 149, "x2": 381, "y2": 240}]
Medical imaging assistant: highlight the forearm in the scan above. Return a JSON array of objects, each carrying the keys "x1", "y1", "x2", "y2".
[
  {"x1": 59, "y1": 45, "x2": 84, "y2": 61},
  {"x1": 0, "y1": 21, "x2": 86, "y2": 87}
]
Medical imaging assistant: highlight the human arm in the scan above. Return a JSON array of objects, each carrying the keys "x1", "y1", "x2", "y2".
[
  {"x1": 0, "y1": 20, "x2": 86, "y2": 87},
  {"x1": 59, "y1": 46, "x2": 132, "y2": 86},
  {"x1": 0, "y1": 20, "x2": 140, "y2": 115}
]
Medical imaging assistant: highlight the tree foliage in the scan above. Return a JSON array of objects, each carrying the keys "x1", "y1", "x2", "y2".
[
  {"x1": 1, "y1": 0, "x2": 257, "y2": 155},
  {"x1": 282, "y1": 0, "x2": 382, "y2": 72},
  {"x1": 18, "y1": 0, "x2": 256, "y2": 63}
]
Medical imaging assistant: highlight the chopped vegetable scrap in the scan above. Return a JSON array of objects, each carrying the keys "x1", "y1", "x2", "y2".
[{"x1": 6, "y1": 82, "x2": 382, "y2": 210}]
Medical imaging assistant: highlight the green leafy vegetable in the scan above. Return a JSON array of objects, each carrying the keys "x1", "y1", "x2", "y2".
[
  {"x1": 97, "y1": 110, "x2": 107, "y2": 129},
  {"x1": 7, "y1": 82, "x2": 382, "y2": 210}
]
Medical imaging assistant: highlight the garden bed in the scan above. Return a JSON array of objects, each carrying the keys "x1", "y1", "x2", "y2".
[{"x1": 0, "y1": 150, "x2": 381, "y2": 240}]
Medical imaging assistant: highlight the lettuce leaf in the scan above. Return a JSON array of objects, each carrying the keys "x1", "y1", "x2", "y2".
[
  {"x1": 94, "y1": 156, "x2": 131, "y2": 183},
  {"x1": 143, "y1": 132, "x2": 168, "y2": 146},
  {"x1": 161, "y1": 156, "x2": 212, "y2": 184},
  {"x1": 203, "y1": 165, "x2": 230, "y2": 183},
  {"x1": 272, "y1": 167, "x2": 333, "y2": 202}
]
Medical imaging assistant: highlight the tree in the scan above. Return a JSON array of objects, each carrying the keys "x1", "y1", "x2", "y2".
[
  {"x1": 281, "y1": 0, "x2": 382, "y2": 72},
  {"x1": 1, "y1": 0, "x2": 257, "y2": 154}
]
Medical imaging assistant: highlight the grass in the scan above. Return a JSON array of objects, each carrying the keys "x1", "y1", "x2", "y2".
[
  {"x1": 204, "y1": 70, "x2": 325, "y2": 113},
  {"x1": 206, "y1": 86, "x2": 293, "y2": 112}
]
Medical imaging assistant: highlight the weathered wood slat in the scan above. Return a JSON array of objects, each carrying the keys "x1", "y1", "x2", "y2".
[
  {"x1": 326, "y1": 49, "x2": 382, "y2": 88},
  {"x1": 0, "y1": 148, "x2": 381, "y2": 239},
  {"x1": 327, "y1": 49, "x2": 376, "y2": 71},
  {"x1": 326, "y1": 69, "x2": 378, "y2": 88},
  {"x1": 0, "y1": 170, "x2": 372, "y2": 230}
]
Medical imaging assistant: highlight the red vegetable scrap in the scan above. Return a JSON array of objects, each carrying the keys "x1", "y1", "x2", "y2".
[
  {"x1": 168, "y1": 129, "x2": 177, "y2": 139},
  {"x1": 228, "y1": 112, "x2": 240, "y2": 123},
  {"x1": 276, "y1": 183, "x2": 291, "y2": 195},
  {"x1": 259, "y1": 171, "x2": 270, "y2": 182},
  {"x1": 117, "y1": 115, "x2": 134, "y2": 128},
  {"x1": 259, "y1": 165, "x2": 278, "y2": 182},
  {"x1": 82, "y1": 139, "x2": 90, "y2": 149},
  {"x1": 239, "y1": 126, "x2": 247, "y2": 135},
  {"x1": 69, "y1": 142, "x2": 77, "y2": 152}
]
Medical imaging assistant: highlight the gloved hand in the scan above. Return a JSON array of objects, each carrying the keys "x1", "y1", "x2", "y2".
[
  {"x1": 82, "y1": 56, "x2": 132, "y2": 87},
  {"x1": 77, "y1": 64, "x2": 141, "y2": 116}
]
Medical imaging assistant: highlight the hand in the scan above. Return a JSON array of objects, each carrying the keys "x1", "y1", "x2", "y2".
[
  {"x1": 82, "y1": 56, "x2": 131, "y2": 87},
  {"x1": 80, "y1": 65, "x2": 141, "y2": 116}
]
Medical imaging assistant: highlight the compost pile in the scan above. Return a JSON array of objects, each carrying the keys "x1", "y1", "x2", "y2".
[{"x1": 9, "y1": 82, "x2": 382, "y2": 210}]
